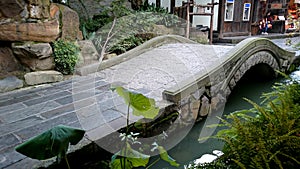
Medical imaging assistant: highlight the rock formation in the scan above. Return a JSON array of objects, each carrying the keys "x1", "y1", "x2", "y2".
[
  {"x1": 0, "y1": 0, "x2": 83, "y2": 88},
  {"x1": 12, "y1": 42, "x2": 55, "y2": 70},
  {"x1": 0, "y1": 45, "x2": 22, "y2": 75},
  {"x1": 24, "y1": 70, "x2": 63, "y2": 85}
]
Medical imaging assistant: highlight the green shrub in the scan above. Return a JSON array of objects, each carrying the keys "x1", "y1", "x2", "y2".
[
  {"x1": 108, "y1": 35, "x2": 146, "y2": 55},
  {"x1": 80, "y1": 0, "x2": 132, "y2": 40},
  {"x1": 214, "y1": 80, "x2": 300, "y2": 169},
  {"x1": 52, "y1": 40, "x2": 79, "y2": 75},
  {"x1": 81, "y1": 12, "x2": 113, "y2": 40},
  {"x1": 80, "y1": 0, "x2": 179, "y2": 55},
  {"x1": 294, "y1": 42, "x2": 300, "y2": 50}
]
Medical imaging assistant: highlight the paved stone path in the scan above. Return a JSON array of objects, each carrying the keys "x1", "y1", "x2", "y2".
[
  {"x1": 271, "y1": 37, "x2": 300, "y2": 56},
  {"x1": 97, "y1": 44, "x2": 233, "y2": 101},
  {"x1": 0, "y1": 36, "x2": 298, "y2": 168}
]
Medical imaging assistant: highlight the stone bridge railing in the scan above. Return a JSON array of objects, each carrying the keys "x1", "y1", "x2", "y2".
[{"x1": 163, "y1": 38, "x2": 296, "y2": 120}]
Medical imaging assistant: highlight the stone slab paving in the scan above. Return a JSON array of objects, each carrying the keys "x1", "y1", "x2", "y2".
[
  {"x1": 271, "y1": 36, "x2": 300, "y2": 56},
  {"x1": 0, "y1": 75, "x2": 133, "y2": 168},
  {"x1": 97, "y1": 43, "x2": 233, "y2": 101},
  {"x1": 0, "y1": 38, "x2": 297, "y2": 168}
]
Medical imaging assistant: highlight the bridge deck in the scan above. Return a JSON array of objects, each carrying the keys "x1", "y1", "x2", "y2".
[
  {"x1": 0, "y1": 36, "x2": 298, "y2": 168},
  {"x1": 98, "y1": 44, "x2": 233, "y2": 101}
]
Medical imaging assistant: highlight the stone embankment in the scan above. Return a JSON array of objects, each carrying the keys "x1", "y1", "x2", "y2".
[{"x1": 0, "y1": 0, "x2": 100, "y2": 92}]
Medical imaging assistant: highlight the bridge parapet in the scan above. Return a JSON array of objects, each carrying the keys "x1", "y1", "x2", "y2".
[{"x1": 163, "y1": 37, "x2": 295, "y2": 121}]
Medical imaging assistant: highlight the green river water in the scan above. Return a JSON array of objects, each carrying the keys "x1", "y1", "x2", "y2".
[{"x1": 151, "y1": 67, "x2": 300, "y2": 169}]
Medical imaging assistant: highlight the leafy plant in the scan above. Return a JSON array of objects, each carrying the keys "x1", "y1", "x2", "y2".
[
  {"x1": 211, "y1": 79, "x2": 300, "y2": 169},
  {"x1": 81, "y1": 13, "x2": 112, "y2": 40},
  {"x1": 15, "y1": 125, "x2": 85, "y2": 169},
  {"x1": 108, "y1": 35, "x2": 146, "y2": 55},
  {"x1": 83, "y1": 0, "x2": 180, "y2": 58},
  {"x1": 52, "y1": 40, "x2": 80, "y2": 75},
  {"x1": 110, "y1": 86, "x2": 180, "y2": 169},
  {"x1": 80, "y1": 0, "x2": 132, "y2": 40},
  {"x1": 294, "y1": 41, "x2": 300, "y2": 50},
  {"x1": 93, "y1": 10, "x2": 180, "y2": 58},
  {"x1": 139, "y1": 1, "x2": 168, "y2": 13}
]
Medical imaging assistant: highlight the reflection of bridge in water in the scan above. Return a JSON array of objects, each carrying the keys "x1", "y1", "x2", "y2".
[{"x1": 0, "y1": 35, "x2": 295, "y2": 168}]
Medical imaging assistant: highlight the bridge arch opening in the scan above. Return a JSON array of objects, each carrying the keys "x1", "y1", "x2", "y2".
[{"x1": 238, "y1": 63, "x2": 276, "y2": 83}]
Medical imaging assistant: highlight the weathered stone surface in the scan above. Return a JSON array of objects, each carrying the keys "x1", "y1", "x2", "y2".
[
  {"x1": 211, "y1": 94, "x2": 226, "y2": 111},
  {"x1": 0, "y1": 19, "x2": 59, "y2": 42},
  {"x1": 103, "y1": 53, "x2": 117, "y2": 60},
  {"x1": 229, "y1": 78, "x2": 236, "y2": 90},
  {"x1": 76, "y1": 40, "x2": 99, "y2": 67},
  {"x1": 199, "y1": 96, "x2": 210, "y2": 117},
  {"x1": 24, "y1": 71, "x2": 63, "y2": 85},
  {"x1": 12, "y1": 42, "x2": 54, "y2": 71},
  {"x1": 190, "y1": 100, "x2": 200, "y2": 120},
  {"x1": 28, "y1": 0, "x2": 50, "y2": 19},
  {"x1": 0, "y1": 0, "x2": 25, "y2": 18},
  {"x1": 12, "y1": 42, "x2": 53, "y2": 59},
  {"x1": 50, "y1": 3, "x2": 59, "y2": 19},
  {"x1": 23, "y1": 56, "x2": 54, "y2": 71},
  {"x1": 0, "y1": 76, "x2": 24, "y2": 93},
  {"x1": 153, "y1": 25, "x2": 174, "y2": 35},
  {"x1": 0, "y1": 46, "x2": 22, "y2": 74},
  {"x1": 56, "y1": 4, "x2": 82, "y2": 41}
]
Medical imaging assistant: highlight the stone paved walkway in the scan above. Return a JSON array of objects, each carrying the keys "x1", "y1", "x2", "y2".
[{"x1": 0, "y1": 36, "x2": 298, "y2": 169}]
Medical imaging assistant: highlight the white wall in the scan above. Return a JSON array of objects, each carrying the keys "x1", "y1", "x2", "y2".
[
  {"x1": 148, "y1": 0, "x2": 219, "y2": 31},
  {"x1": 192, "y1": 0, "x2": 219, "y2": 30}
]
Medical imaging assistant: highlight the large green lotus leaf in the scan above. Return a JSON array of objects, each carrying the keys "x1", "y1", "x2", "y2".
[
  {"x1": 111, "y1": 143, "x2": 150, "y2": 168},
  {"x1": 157, "y1": 146, "x2": 180, "y2": 167},
  {"x1": 128, "y1": 156, "x2": 149, "y2": 167},
  {"x1": 110, "y1": 158, "x2": 133, "y2": 169},
  {"x1": 125, "y1": 143, "x2": 149, "y2": 167},
  {"x1": 15, "y1": 125, "x2": 85, "y2": 160},
  {"x1": 112, "y1": 86, "x2": 159, "y2": 119}
]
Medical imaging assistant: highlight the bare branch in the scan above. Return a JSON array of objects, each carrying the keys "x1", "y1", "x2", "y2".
[{"x1": 99, "y1": 17, "x2": 117, "y2": 63}]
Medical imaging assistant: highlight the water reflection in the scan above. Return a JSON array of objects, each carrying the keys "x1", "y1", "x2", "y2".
[
  {"x1": 290, "y1": 69, "x2": 300, "y2": 81},
  {"x1": 152, "y1": 74, "x2": 280, "y2": 169}
]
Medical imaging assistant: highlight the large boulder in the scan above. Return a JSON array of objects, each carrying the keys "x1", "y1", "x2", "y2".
[
  {"x1": 0, "y1": 76, "x2": 24, "y2": 93},
  {"x1": 0, "y1": 0, "x2": 51, "y2": 20},
  {"x1": 76, "y1": 40, "x2": 99, "y2": 67},
  {"x1": 0, "y1": 19, "x2": 60, "y2": 42},
  {"x1": 24, "y1": 70, "x2": 63, "y2": 85},
  {"x1": 0, "y1": 1, "x2": 82, "y2": 42},
  {"x1": 12, "y1": 42, "x2": 54, "y2": 71},
  {"x1": 0, "y1": 0, "x2": 26, "y2": 18},
  {"x1": 52, "y1": 4, "x2": 83, "y2": 41},
  {"x1": 0, "y1": 46, "x2": 22, "y2": 74}
]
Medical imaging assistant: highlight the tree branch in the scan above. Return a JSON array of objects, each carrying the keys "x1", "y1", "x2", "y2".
[{"x1": 99, "y1": 17, "x2": 117, "y2": 62}]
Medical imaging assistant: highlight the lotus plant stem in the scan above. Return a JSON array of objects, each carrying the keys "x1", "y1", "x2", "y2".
[
  {"x1": 64, "y1": 156, "x2": 71, "y2": 169},
  {"x1": 146, "y1": 157, "x2": 160, "y2": 169}
]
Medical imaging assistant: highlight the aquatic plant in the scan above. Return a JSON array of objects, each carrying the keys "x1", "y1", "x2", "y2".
[
  {"x1": 15, "y1": 125, "x2": 85, "y2": 169},
  {"x1": 208, "y1": 79, "x2": 300, "y2": 168},
  {"x1": 110, "y1": 86, "x2": 180, "y2": 169}
]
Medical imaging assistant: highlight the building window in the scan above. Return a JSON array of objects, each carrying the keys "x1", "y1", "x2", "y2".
[
  {"x1": 225, "y1": 0, "x2": 234, "y2": 21},
  {"x1": 243, "y1": 3, "x2": 251, "y2": 21}
]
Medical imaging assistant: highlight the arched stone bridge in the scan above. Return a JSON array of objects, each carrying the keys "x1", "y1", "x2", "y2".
[
  {"x1": 0, "y1": 36, "x2": 296, "y2": 169},
  {"x1": 162, "y1": 37, "x2": 296, "y2": 119}
]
